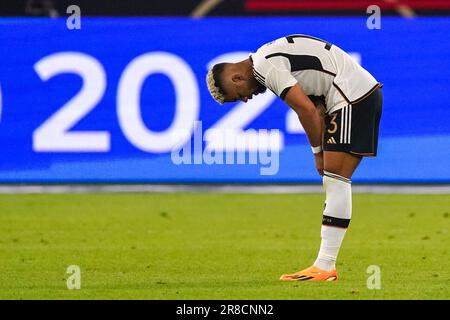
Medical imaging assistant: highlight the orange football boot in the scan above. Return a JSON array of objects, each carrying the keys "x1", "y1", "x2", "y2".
[{"x1": 280, "y1": 265, "x2": 338, "y2": 282}]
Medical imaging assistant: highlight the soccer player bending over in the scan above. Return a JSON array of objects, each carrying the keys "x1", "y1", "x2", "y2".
[{"x1": 206, "y1": 35, "x2": 382, "y2": 282}]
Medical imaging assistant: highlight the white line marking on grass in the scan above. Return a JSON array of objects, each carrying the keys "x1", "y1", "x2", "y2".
[{"x1": 0, "y1": 184, "x2": 449, "y2": 194}]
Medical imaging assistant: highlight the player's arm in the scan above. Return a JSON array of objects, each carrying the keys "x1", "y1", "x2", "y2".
[
  {"x1": 284, "y1": 85, "x2": 324, "y2": 175},
  {"x1": 309, "y1": 95, "x2": 326, "y2": 146},
  {"x1": 284, "y1": 84, "x2": 323, "y2": 150}
]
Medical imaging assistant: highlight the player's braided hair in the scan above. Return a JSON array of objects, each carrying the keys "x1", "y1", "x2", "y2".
[{"x1": 206, "y1": 63, "x2": 228, "y2": 105}]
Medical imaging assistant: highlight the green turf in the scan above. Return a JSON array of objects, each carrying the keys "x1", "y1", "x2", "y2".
[{"x1": 0, "y1": 193, "x2": 449, "y2": 300}]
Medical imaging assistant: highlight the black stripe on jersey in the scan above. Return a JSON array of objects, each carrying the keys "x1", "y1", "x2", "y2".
[
  {"x1": 322, "y1": 215, "x2": 351, "y2": 228},
  {"x1": 350, "y1": 82, "x2": 382, "y2": 105},
  {"x1": 255, "y1": 76, "x2": 265, "y2": 85},
  {"x1": 253, "y1": 69, "x2": 266, "y2": 81},
  {"x1": 280, "y1": 86, "x2": 294, "y2": 100},
  {"x1": 265, "y1": 53, "x2": 336, "y2": 76},
  {"x1": 332, "y1": 82, "x2": 351, "y2": 104},
  {"x1": 254, "y1": 74, "x2": 265, "y2": 85},
  {"x1": 253, "y1": 71, "x2": 265, "y2": 85},
  {"x1": 285, "y1": 34, "x2": 332, "y2": 51}
]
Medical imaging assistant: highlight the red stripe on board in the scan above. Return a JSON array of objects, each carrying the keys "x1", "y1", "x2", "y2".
[{"x1": 245, "y1": 0, "x2": 450, "y2": 11}]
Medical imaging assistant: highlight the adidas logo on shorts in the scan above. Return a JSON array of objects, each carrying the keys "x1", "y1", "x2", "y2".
[{"x1": 327, "y1": 137, "x2": 337, "y2": 144}]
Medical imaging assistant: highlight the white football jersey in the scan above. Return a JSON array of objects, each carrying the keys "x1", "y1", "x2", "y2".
[{"x1": 251, "y1": 35, "x2": 381, "y2": 114}]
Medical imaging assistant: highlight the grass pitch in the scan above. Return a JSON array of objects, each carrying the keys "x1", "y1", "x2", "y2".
[{"x1": 0, "y1": 193, "x2": 449, "y2": 300}]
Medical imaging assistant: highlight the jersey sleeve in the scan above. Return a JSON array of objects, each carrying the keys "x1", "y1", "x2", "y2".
[
  {"x1": 252, "y1": 48, "x2": 298, "y2": 100},
  {"x1": 265, "y1": 66, "x2": 298, "y2": 100}
]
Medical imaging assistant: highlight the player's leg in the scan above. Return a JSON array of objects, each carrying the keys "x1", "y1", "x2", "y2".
[
  {"x1": 313, "y1": 151, "x2": 361, "y2": 272},
  {"x1": 323, "y1": 151, "x2": 362, "y2": 179},
  {"x1": 279, "y1": 152, "x2": 361, "y2": 282},
  {"x1": 280, "y1": 86, "x2": 382, "y2": 282}
]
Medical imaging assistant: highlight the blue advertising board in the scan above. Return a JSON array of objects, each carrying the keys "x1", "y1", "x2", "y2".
[{"x1": 0, "y1": 17, "x2": 449, "y2": 183}]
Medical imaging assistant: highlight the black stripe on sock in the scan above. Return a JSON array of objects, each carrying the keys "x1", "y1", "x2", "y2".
[{"x1": 322, "y1": 215, "x2": 350, "y2": 228}]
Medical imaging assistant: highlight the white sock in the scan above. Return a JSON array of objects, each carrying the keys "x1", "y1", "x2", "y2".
[{"x1": 314, "y1": 171, "x2": 352, "y2": 271}]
